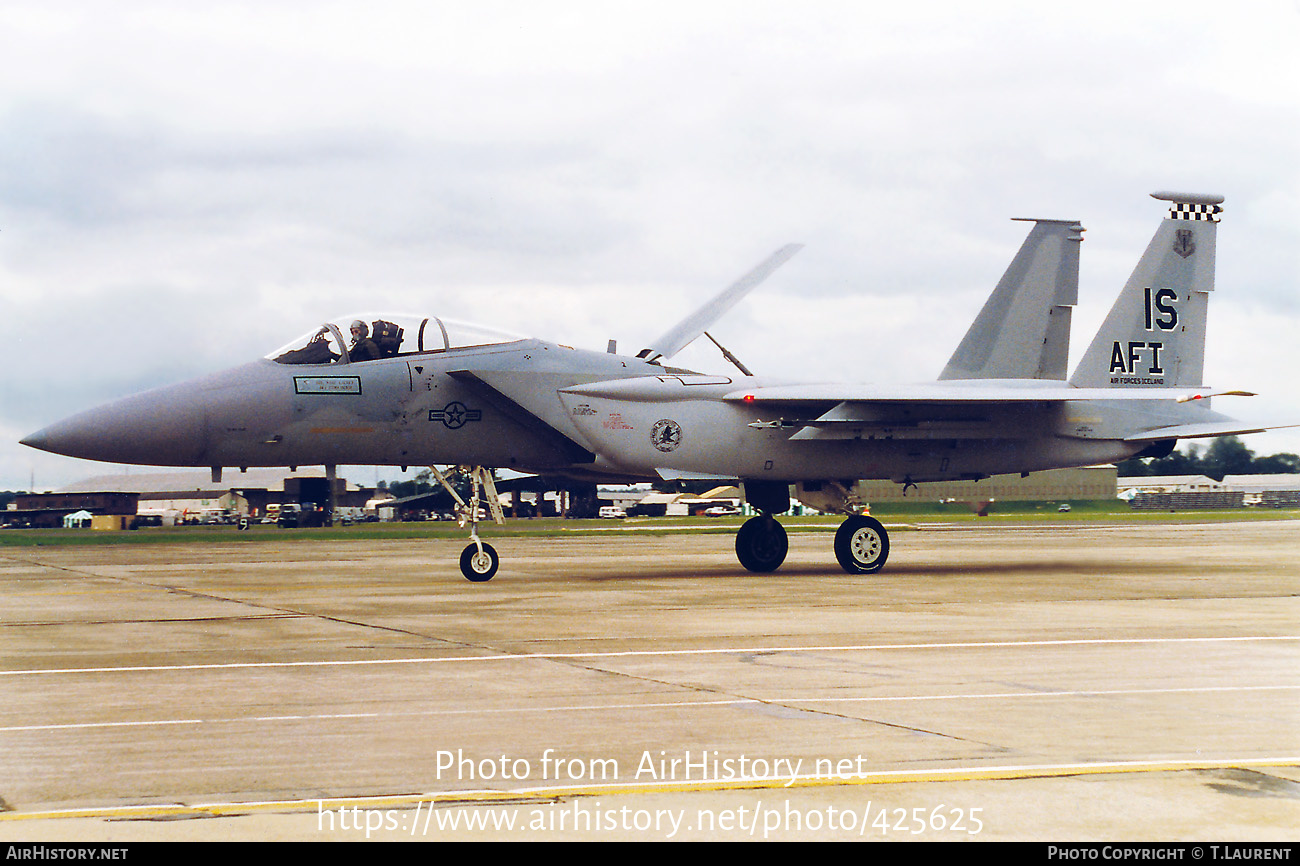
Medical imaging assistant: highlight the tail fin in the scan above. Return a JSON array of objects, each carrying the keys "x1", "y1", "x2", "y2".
[
  {"x1": 940, "y1": 218, "x2": 1083, "y2": 381},
  {"x1": 1070, "y1": 192, "x2": 1222, "y2": 388}
]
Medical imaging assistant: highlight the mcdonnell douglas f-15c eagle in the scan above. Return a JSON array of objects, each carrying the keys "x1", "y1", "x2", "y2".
[{"x1": 23, "y1": 192, "x2": 1275, "y2": 580}]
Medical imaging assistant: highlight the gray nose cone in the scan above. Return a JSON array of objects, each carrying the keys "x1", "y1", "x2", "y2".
[
  {"x1": 18, "y1": 429, "x2": 50, "y2": 451},
  {"x1": 21, "y1": 382, "x2": 207, "y2": 466}
]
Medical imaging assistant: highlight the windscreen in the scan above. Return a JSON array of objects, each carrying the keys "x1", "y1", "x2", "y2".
[{"x1": 268, "y1": 315, "x2": 523, "y2": 365}]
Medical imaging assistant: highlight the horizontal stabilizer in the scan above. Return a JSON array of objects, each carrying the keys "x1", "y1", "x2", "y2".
[{"x1": 1124, "y1": 421, "x2": 1294, "y2": 442}]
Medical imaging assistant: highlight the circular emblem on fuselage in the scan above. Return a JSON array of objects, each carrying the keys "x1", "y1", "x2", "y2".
[
  {"x1": 651, "y1": 418, "x2": 682, "y2": 452},
  {"x1": 429, "y1": 401, "x2": 482, "y2": 430},
  {"x1": 442, "y1": 402, "x2": 470, "y2": 429}
]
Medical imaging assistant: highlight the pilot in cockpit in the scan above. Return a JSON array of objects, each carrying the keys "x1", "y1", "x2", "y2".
[{"x1": 348, "y1": 320, "x2": 381, "y2": 362}]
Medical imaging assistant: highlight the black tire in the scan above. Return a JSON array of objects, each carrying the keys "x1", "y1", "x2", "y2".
[
  {"x1": 834, "y1": 515, "x2": 889, "y2": 574},
  {"x1": 460, "y1": 543, "x2": 499, "y2": 582},
  {"x1": 735, "y1": 516, "x2": 788, "y2": 573}
]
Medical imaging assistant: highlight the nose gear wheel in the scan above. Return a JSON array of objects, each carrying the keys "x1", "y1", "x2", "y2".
[{"x1": 460, "y1": 542, "x2": 499, "y2": 582}]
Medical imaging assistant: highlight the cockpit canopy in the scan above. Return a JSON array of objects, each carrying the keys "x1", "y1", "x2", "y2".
[{"x1": 267, "y1": 314, "x2": 524, "y2": 365}]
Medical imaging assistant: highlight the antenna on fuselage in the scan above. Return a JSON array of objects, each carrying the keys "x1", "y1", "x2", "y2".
[{"x1": 704, "y1": 331, "x2": 754, "y2": 376}]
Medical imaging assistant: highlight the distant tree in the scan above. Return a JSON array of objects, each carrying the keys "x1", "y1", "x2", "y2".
[
  {"x1": 1116, "y1": 443, "x2": 1203, "y2": 477},
  {"x1": 1117, "y1": 436, "x2": 1299, "y2": 478},
  {"x1": 385, "y1": 468, "x2": 484, "y2": 505},
  {"x1": 1202, "y1": 436, "x2": 1255, "y2": 480},
  {"x1": 1251, "y1": 452, "x2": 1300, "y2": 474},
  {"x1": 387, "y1": 469, "x2": 436, "y2": 499}
]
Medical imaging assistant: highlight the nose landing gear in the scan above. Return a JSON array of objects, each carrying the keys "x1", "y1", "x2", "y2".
[
  {"x1": 459, "y1": 541, "x2": 499, "y2": 582},
  {"x1": 430, "y1": 465, "x2": 504, "y2": 581}
]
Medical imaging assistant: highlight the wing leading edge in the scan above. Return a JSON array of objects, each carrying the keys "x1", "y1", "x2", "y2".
[
  {"x1": 718, "y1": 383, "x2": 1268, "y2": 443},
  {"x1": 720, "y1": 383, "x2": 1257, "y2": 404}
]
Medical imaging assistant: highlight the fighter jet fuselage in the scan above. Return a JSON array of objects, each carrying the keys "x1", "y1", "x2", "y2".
[
  {"x1": 23, "y1": 192, "x2": 1276, "y2": 580},
  {"x1": 26, "y1": 337, "x2": 1165, "y2": 484}
]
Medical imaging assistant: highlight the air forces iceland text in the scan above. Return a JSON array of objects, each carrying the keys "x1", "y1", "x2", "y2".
[{"x1": 1109, "y1": 287, "x2": 1179, "y2": 383}]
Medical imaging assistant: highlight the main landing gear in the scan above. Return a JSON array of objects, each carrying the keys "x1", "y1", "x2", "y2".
[
  {"x1": 734, "y1": 513, "x2": 889, "y2": 574},
  {"x1": 833, "y1": 515, "x2": 889, "y2": 574},
  {"x1": 735, "y1": 515, "x2": 788, "y2": 572},
  {"x1": 734, "y1": 480, "x2": 889, "y2": 575},
  {"x1": 430, "y1": 465, "x2": 504, "y2": 582}
]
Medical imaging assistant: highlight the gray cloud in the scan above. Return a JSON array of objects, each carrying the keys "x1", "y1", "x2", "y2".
[{"x1": 3, "y1": 1, "x2": 1297, "y2": 489}]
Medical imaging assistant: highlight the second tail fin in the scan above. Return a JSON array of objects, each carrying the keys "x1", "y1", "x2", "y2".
[
  {"x1": 1070, "y1": 192, "x2": 1222, "y2": 389},
  {"x1": 940, "y1": 218, "x2": 1083, "y2": 381}
]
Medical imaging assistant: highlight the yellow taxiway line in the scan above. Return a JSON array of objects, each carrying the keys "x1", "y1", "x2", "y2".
[{"x1": 4, "y1": 756, "x2": 1297, "y2": 823}]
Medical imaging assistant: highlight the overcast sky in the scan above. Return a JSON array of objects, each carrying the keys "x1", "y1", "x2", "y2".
[{"x1": 2, "y1": 1, "x2": 1297, "y2": 491}]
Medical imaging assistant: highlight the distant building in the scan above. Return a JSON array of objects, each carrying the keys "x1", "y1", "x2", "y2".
[
  {"x1": 854, "y1": 466, "x2": 1117, "y2": 503},
  {"x1": 6, "y1": 491, "x2": 139, "y2": 528},
  {"x1": 1115, "y1": 475, "x2": 1225, "y2": 495},
  {"x1": 21, "y1": 468, "x2": 374, "y2": 525},
  {"x1": 1116, "y1": 473, "x2": 1300, "y2": 509},
  {"x1": 1221, "y1": 474, "x2": 1300, "y2": 494}
]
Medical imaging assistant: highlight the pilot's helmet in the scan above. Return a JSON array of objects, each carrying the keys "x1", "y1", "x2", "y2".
[{"x1": 349, "y1": 320, "x2": 369, "y2": 339}]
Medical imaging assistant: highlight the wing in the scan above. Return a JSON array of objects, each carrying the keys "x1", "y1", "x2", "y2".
[
  {"x1": 721, "y1": 383, "x2": 1255, "y2": 404},
  {"x1": 720, "y1": 382, "x2": 1266, "y2": 443},
  {"x1": 447, "y1": 370, "x2": 596, "y2": 464},
  {"x1": 637, "y1": 244, "x2": 802, "y2": 363},
  {"x1": 567, "y1": 376, "x2": 1252, "y2": 405}
]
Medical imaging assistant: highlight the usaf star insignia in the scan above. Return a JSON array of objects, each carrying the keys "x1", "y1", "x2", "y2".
[{"x1": 430, "y1": 401, "x2": 482, "y2": 429}]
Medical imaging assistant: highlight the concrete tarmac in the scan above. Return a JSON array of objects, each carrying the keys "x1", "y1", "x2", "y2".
[{"x1": 1, "y1": 518, "x2": 1297, "y2": 841}]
